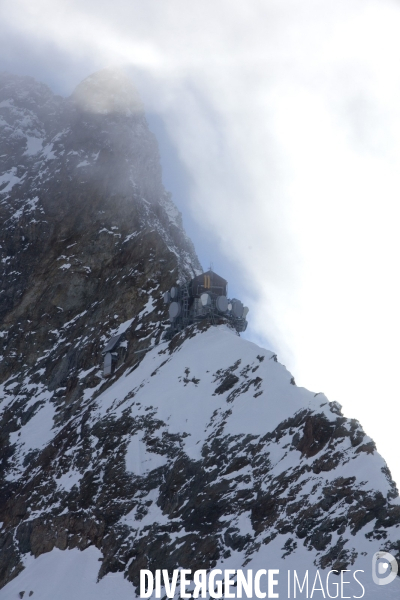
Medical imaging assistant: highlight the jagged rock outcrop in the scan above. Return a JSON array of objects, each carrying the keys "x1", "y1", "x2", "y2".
[
  {"x1": 0, "y1": 68, "x2": 200, "y2": 413},
  {"x1": 0, "y1": 72, "x2": 399, "y2": 599}
]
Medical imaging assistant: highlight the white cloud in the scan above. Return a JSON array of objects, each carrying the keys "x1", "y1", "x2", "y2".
[{"x1": 1, "y1": 0, "x2": 400, "y2": 485}]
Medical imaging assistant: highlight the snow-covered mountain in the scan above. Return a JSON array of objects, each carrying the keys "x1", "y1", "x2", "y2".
[{"x1": 0, "y1": 71, "x2": 399, "y2": 599}]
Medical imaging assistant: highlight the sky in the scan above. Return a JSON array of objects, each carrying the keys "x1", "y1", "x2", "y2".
[{"x1": 1, "y1": 0, "x2": 400, "y2": 486}]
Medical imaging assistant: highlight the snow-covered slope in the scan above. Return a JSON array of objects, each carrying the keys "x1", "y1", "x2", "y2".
[
  {"x1": 0, "y1": 71, "x2": 399, "y2": 599},
  {"x1": 1, "y1": 324, "x2": 400, "y2": 598}
]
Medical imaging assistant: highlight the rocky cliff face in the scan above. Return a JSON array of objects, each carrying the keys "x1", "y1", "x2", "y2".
[
  {"x1": 0, "y1": 68, "x2": 200, "y2": 424},
  {"x1": 0, "y1": 72, "x2": 399, "y2": 600}
]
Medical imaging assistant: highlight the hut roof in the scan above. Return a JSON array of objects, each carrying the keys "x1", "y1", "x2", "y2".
[
  {"x1": 102, "y1": 333, "x2": 124, "y2": 355},
  {"x1": 191, "y1": 270, "x2": 227, "y2": 296}
]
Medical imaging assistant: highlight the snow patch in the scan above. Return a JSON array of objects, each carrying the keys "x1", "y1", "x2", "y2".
[
  {"x1": 123, "y1": 231, "x2": 139, "y2": 243},
  {"x1": 114, "y1": 318, "x2": 135, "y2": 336},
  {"x1": 125, "y1": 433, "x2": 168, "y2": 476},
  {"x1": 0, "y1": 167, "x2": 22, "y2": 193},
  {"x1": 57, "y1": 469, "x2": 82, "y2": 492},
  {"x1": 8, "y1": 400, "x2": 56, "y2": 472},
  {"x1": 78, "y1": 366, "x2": 97, "y2": 380},
  {"x1": 138, "y1": 296, "x2": 156, "y2": 319},
  {"x1": 41, "y1": 143, "x2": 56, "y2": 160},
  {"x1": 0, "y1": 547, "x2": 135, "y2": 600},
  {"x1": 24, "y1": 136, "x2": 44, "y2": 155}
]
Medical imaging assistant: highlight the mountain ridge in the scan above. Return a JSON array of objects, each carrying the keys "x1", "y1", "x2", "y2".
[{"x1": 0, "y1": 71, "x2": 399, "y2": 599}]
